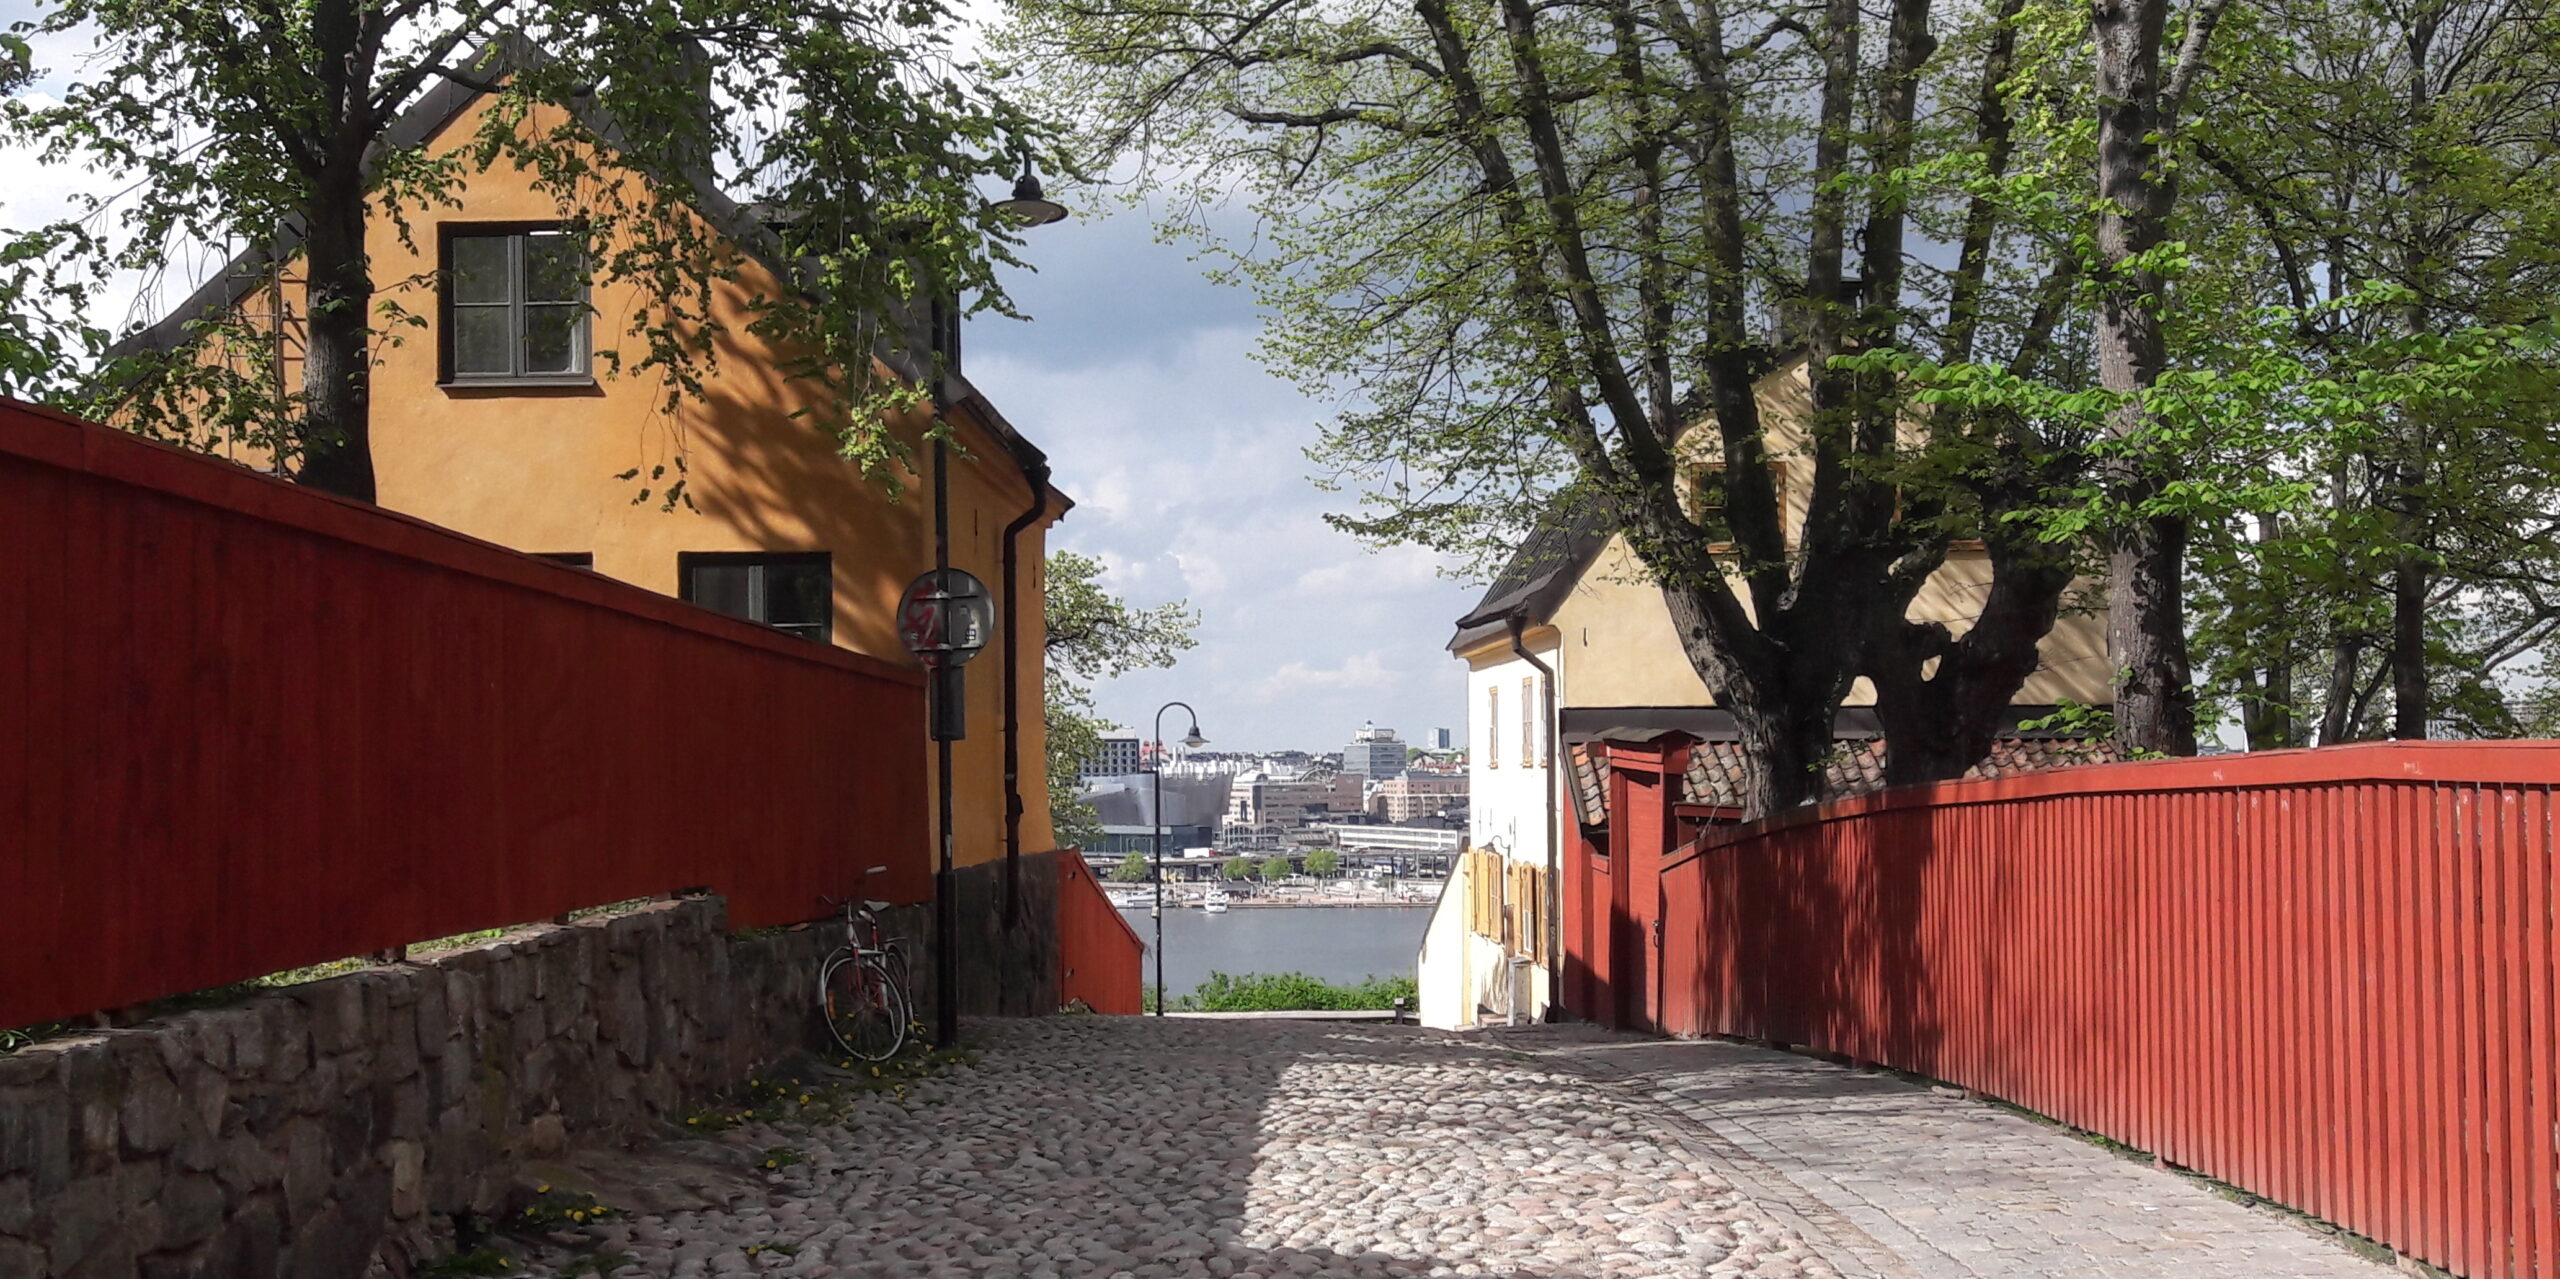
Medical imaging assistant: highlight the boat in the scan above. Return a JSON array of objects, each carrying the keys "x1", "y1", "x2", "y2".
[{"x1": 1201, "y1": 887, "x2": 1231, "y2": 914}]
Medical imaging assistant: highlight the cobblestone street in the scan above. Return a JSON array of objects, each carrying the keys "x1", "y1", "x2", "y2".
[{"x1": 537, "y1": 1018, "x2": 2391, "y2": 1279}]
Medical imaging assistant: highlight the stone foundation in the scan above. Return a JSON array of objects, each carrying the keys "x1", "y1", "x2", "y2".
[
  {"x1": 0, "y1": 897, "x2": 841, "y2": 1278},
  {"x1": 0, "y1": 864, "x2": 1075, "y2": 1279}
]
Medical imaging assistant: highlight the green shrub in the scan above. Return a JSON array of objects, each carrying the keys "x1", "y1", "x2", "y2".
[{"x1": 1178, "y1": 970, "x2": 1419, "y2": 1011}]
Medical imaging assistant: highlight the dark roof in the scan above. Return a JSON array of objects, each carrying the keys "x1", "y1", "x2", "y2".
[
  {"x1": 1563, "y1": 733, "x2": 2119, "y2": 823},
  {"x1": 108, "y1": 36, "x2": 1058, "y2": 486},
  {"x1": 1447, "y1": 501, "x2": 1612, "y2": 653}
]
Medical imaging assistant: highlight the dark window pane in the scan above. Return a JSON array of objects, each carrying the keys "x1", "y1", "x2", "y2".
[
  {"x1": 522, "y1": 303, "x2": 582, "y2": 373},
  {"x1": 452, "y1": 305, "x2": 510, "y2": 374},
  {"x1": 763, "y1": 562, "x2": 831, "y2": 632},
  {"x1": 452, "y1": 236, "x2": 509, "y2": 304},
  {"x1": 523, "y1": 234, "x2": 585, "y2": 303},
  {"x1": 688, "y1": 563, "x2": 755, "y2": 620}
]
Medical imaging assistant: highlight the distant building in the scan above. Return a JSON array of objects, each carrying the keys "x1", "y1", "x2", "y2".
[
  {"x1": 1080, "y1": 736, "x2": 1143, "y2": 780},
  {"x1": 1431, "y1": 728, "x2": 1455, "y2": 749},
  {"x1": 1081, "y1": 772, "x2": 1235, "y2": 854},
  {"x1": 1344, "y1": 722, "x2": 1408, "y2": 780},
  {"x1": 1368, "y1": 772, "x2": 1469, "y2": 823},
  {"x1": 1315, "y1": 823, "x2": 1463, "y2": 855}
]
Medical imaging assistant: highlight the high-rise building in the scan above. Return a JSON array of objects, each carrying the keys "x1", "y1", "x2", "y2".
[
  {"x1": 1080, "y1": 735, "x2": 1144, "y2": 779},
  {"x1": 1430, "y1": 727, "x2": 1455, "y2": 749},
  {"x1": 1344, "y1": 722, "x2": 1408, "y2": 779}
]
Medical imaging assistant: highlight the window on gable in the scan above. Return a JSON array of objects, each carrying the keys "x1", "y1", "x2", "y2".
[
  {"x1": 444, "y1": 228, "x2": 590, "y2": 381},
  {"x1": 679, "y1": 553, "x2": 832, "y2": 643}
]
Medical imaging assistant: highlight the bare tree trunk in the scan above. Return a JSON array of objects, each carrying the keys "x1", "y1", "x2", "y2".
[
  {"x1": 2094, "y1": 0, "x2": 2198, "y2": 757},
  {"x1": 293, "y1": 170, "x2": 377, "y2": 502},
  {"x1": 2318, "y1": 637, "x2": 2363, "y2": 744},
  {"x1": 2390, "y1": 544, "x2": 2429, "y2": 738}
]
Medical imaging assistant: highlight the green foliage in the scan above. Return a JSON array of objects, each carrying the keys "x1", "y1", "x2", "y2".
[
  {"x1": 996, "y1": 0, "x2": 2117, "y2": 807},
  {"x1": 1259, "y1": 856, "x2": 1294, "y2": 882},
  {"x1": 1112, "y1": 851, "x2": 1151, "y2": 882},
  {"x1": 1302, "y1": 848, "x2": 1341, "y2": 878},
  {"x1": 3, "y1": 0, "x2": 1041, "y2": 486},
  {"x1": 1044, "y1": 550, "x2": 1198, "y2": 845},
  {"x1": 516, "y1": 1188, "x2": 626, "y2": 1230},
  {"x1": 419, "y1": 1249, "x2": 517, "y2": 1278},
  {"x1": 1220, "y1": 855, "x2": 1257, "y2": 881},
  {"x1": 1177, "y1": 971, "x2": 1418, "y2": 1012}
]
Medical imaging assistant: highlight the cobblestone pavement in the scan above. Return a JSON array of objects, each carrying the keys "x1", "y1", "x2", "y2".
[
  {"x1": 542, "y1": 1017, "x2": 1836, "y2": 1278},
  {"x1": 530, "y1": 1018, "x2": 2390, "y2": 1279},
  {"x1": 1500, "y1": 1028, "x2": 2394, "y2": 1279}
]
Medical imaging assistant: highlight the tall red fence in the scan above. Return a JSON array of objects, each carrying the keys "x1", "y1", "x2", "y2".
[
  {"x1": 0, "y1": 399, "x2": 929, "y2": 1032},
  {"x1": 1056, "y1": 852, "x2": 1144, "y2": 1014},
  {"x1": 1656, "y1": 742, "x2": 2560, "y2": 1279}
]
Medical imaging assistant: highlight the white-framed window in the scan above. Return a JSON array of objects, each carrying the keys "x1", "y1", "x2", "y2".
[{"x1": 1486, "y1": 684, "x2": 1500, "y2": 768}]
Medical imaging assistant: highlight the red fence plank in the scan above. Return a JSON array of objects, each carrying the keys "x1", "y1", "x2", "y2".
[
  {"x1": 1056, "y1": 853, "x2": 1144, "y2": 1015},
  {"x1": 1629, "y1": 740, "x2": 2560, "y2": 1279},
  {"x1": 0, "y1": 399, "x2": 929, "y2": 1031}
]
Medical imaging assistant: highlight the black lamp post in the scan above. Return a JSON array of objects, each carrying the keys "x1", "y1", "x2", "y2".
[
  {"x1": 910, "y1": 164, "x2": 1066, "y2": 1047},
  {"x1": 1150, "y1": 701, "x2": 1206, "y2": 1015}
]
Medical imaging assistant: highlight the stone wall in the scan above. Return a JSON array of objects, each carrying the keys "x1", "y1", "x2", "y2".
[{"x1": 0, "y1": 897, "x2": 843, "y2": 1279}]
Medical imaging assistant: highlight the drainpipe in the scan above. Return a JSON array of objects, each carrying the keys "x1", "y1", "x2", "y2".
[
  {"x1": 1505, "y1": 610, "x2": 1561, "y2": 1021},
  {"x1": 1000, "y1": 461, "x2": 1054, "y2": 944}
]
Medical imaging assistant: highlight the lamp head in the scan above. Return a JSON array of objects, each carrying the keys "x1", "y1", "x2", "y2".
[
  {"x1": 992, "y1": 158, "x2": 1068, "y2": 228},
  {"x1": 1182, "y1": 725, "x2": 1209, "y2": 749}
]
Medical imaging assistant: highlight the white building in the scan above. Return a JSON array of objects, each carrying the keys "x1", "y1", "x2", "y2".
[{"x1": 1418, "y1": 522, "x2": 1574, "y2": 1031}]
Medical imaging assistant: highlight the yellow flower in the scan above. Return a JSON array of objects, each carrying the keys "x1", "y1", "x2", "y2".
[
  {"x1": 537, "y1": 1184, "x2": 551, "y2": 1194},
  {"x1": 686, "y1": 1117, "x2": 699, "y2": 1125}
]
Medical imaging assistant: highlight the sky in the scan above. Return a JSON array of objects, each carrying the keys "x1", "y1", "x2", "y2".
[
  {"x1": 961, "y1": 206, "x2": 1477, "y2": 753},
  {"x1": 0, "y1": 7, "x2": 1478, "y2": 755}
]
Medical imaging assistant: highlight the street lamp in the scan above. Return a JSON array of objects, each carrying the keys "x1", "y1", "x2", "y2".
[{"x1": 1150, "y1": 701, "x2": 1207, "y2": 1016}]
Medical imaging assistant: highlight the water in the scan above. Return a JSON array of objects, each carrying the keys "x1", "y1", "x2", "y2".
[{"x1": 1116, "y1": 904, "x2": 1432, "y2": 1000}]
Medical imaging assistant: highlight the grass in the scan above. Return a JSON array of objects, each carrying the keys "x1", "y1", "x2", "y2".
[{"x1": 1169, "y1": 970, "x2": 1420, "y2": 1012}]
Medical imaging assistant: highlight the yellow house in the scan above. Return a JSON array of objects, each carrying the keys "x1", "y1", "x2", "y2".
[
  {"x1": 115, "y1": 54, "x2": 1074, "y2": 1013},
  {"x1": 1419, "y1": 354, "x2": 2113, "y2": 1029}
]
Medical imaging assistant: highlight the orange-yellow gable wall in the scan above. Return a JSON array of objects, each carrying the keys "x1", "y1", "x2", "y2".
[{"x1": 325, "y1": 95, "x2": 1059, "y2": 870}]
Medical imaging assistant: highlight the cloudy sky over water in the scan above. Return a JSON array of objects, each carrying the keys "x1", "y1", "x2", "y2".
[
  {"x1": 964, "y1": 204, "x2": 1476, "y2": 753},
  {"x1": 0, "y1": 9, "x2": 1478, "y2": 753}
]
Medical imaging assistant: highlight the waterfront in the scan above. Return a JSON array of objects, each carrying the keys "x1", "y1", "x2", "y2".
[{"x1": 1117, "y1": 903, "x2": 1431, "y2": 999}]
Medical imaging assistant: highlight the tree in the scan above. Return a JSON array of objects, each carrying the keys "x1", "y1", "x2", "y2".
[
  {"x1": 1001, "y1": 0, "x2": 2109, "y2": 813},
  {"x1": 2086, "y1": 0, "x2": 2246, "y2": 757},
  {"x1": 1222, "y1": 855, "x2": 1257, "y2": 881},
  {"x1": 1303, "y1": 848, "x2": 1342, "y2": 878},
  {"x1": 2174, "y1": 0, "x2": 2560, "y2": 745},
  {"x1": 1112, "y1": 851, "x2": 1151, "y2": 882},
  {"x1": 1260, "y1": 856, "x2": 1294, "y2": 883},
  {"x1": 5, "y1": 0, "x2": 1038, "y2": 500},
  {"x1": 1044, "y1": 550, "x2": 1200, "y2": 845}
]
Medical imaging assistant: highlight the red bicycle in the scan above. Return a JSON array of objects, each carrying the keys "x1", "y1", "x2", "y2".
[{"x1": 818, "y1": 866, "x2": 912, "y2": 1062}]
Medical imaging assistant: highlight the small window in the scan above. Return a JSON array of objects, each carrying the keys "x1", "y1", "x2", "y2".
[
  {"x1": 1521, "y1": 675, "x2": 1538, "y2": 767},
  {"x1": 1486, "y1": 685, "x2": 1500, "y2": 769},
  {"x1": 680, "y1": 553, "x2": 832, "y2": 643},
  {"x1": 444, "y1": 228, "x2": 589, "y2": 381}
]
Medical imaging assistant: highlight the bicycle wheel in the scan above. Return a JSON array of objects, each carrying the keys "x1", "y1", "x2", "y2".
[{"x1": 820, "y1": 952, "x2": 907, "y2": 1062}]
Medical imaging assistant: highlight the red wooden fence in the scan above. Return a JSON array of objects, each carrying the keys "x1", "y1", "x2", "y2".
[
  {"x1": 1650, "y1": 742, "x2": 2560, "y2": 1279},
  {"x1": 1056, "y1": 851, "x2": 1145, "y2": 1014},
  {"x1": 0, "y1": 399, "x2": 929, "y2": 1032}
]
